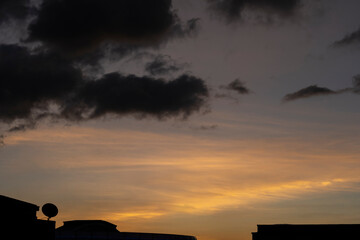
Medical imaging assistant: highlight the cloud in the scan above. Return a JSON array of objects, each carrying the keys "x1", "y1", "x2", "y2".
[
  {"x1": 282, "y1": 85, "x2": 337, "y2": 102},
  {"x1": 221, "y1": 79, "x2": 250, "y2": 94},
  {"x1": 144, "y1": 55, "x2": 186, "y2": 76},
  {"x1": 332, "y1": 27, "x2": 360, "y2": 47},
  {"x1": 352, "y1": 75, "x2": 360, "y2": 93},
  {"x1": 191, "y1": 124, "x2": 218, "y2": 131},
  {"x1": 62, "y1": 73, "x2": 209, "y2": 121},
  {"x1": 283, "y1": 76, "x2": 360, "y2": 102},
  {"x1": 0, "y1": 0, "x2": 32, "y2": 24},
  {"x1": 0, "y1": 44, "x2": 209, "y2": 133},
  {"x1": 0, "y1": 44, "x2": 82, "y2": 122},
  {"x1": 206, "y1": 0, "x2": 302, "y2": 22},
  {"x1": 0, "y1": 1, "x2": 206, "y2": 137},
  {"x1": 27, "y1": 0, "x2": 198, "y2": 56},
  {"x1": 216, "y1": 79, "x2": 251, "y2": 101},
  {"x1": 169, "y1": 18, "x2": 200, "y2": 38}
]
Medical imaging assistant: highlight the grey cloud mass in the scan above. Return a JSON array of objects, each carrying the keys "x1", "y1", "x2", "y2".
[
  {"x1": 62, "y1": 73, "x2": 209, "y2": 121},
  {"x1": 0, "y1": 0, "x2": 209, "y2": 136},
  {"x1": 0, "y1": 44, "x2": 209, "y2": 130},
  {"x1": 27, "y1": 0, "x2": 196, "y2": 56},
  {"x1": 0, "y1": 0, "x2": 31, "y2": 24},
  {"x1": 0, "y1": 44, "x2": 83, "y2": 122}
]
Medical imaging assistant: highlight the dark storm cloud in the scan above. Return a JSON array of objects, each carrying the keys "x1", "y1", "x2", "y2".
[
  {"x1": 0, "y1": 1, "x2": 208, "y2": 141},
  {"x1": 221, "y1": 79, "x2": 250, "y2": 94},
  {"x1": 145, "y1": 55, "x2": 185, "y2": 76},
  {"x1": 0, "y1": 0, "x2": 31, "y2": 24},
  {"x1": 0, "y1": 44, "x2": 83, "y2": 122},
  {"x1": 62, "y1": 73, "x2": 209, "y2": 121},
  {"x1": 0, "y1": 44, "x2": 209, "y2": 128},
  {"x1": 282, "y1": 85, "x2": 337, "y2": 101},
  {"x1": 27, "y1": 0, "x2": 196, "y2": 56},
  {"x1": 71, "y1": 17, "x2": 199, "y2": 67},
  {"x1": 92, "y1": 18, "x2": 199, "y2": 65},
  {"x1": 332, "y1": 27, "x2": 360, "y2": 47},
  {"x1": 206, "y1": 0, "x2": 302, "y2": 22}
]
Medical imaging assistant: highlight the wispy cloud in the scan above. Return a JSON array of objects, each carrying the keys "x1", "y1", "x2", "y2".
[
  {"x1": 283, "y1": 76, "x2": 360, "y2": 102},
  {"x1": 191, "y1": 124, "x2": 218, "y2": 131},
  {"x1": 216, "y1": 79, "x2": 251, "y2": 101},
  {"x1": 144, "y1": 54, "x2": 187, "y2": 76},
  {"x1": 332, "y1": 27, "x2": 360, "y2": 47},
  {"x1": 220, "y1": 79, "x2": 250, "y2": 94},
  {"x1": 352, "y1": 74, "x2": 360, "y2": 93},
  {"x1": 282, "y1": 85, "x2": 337, "y2": 101},
  {"x1": 206, "y1": 0, "x2": 302, "y2": 22}
]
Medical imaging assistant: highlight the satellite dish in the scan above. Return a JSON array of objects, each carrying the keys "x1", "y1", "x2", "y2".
[{"x1": 42, "y1": 203, "x2": 58, "y2": 220}]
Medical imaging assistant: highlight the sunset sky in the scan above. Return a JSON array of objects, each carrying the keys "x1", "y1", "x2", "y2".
[{"x1": 1, "y1": 1, "x2": 360, "y2": 240}]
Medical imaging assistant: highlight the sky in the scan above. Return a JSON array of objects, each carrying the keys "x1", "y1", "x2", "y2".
[{"x1": 1, "y1": 0, "x2": 360, "y2": 240}]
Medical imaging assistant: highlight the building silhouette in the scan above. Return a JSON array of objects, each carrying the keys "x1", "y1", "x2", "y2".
[
  {"x1": 56, "y1": 220, "x2": 197, "y2": 240},
  {"x1": 0, "y1": 195, "x2": 55, "y2": 240},
  {"x1": 252, "y1": 224, "x2": 360, "y2": 240},
  {"x1": 0, "y1": 195, "x2": 196, "y2": 240}
]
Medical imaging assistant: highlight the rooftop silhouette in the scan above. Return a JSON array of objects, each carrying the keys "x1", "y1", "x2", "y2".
[
  {"x1": 252, "y1": 224, "x2": 360, "y2": 240},
  {"x1": 0, "y1": 195, "x2": 197, "y2": 240},
  {"x1": 0, "y1": 195, "x2": 56, "y2": 240},
  {"x1": 56, "y1": 220, "x2": 197, "y2": 240}
]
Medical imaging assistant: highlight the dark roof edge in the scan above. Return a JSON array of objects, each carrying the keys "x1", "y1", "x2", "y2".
[
  {"x1": 257, "y1": 224, "x2": 360, "y2": 226},
  {"x1": 62, "y1": 220, "x2": 117, "y2": 227},
  {"x1": 0, "y1": 195, "x2": 39, "y2": 210}
]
